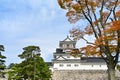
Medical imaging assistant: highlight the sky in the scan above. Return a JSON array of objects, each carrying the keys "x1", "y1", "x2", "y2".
[
  {"x1": 0, "y1": 0, "x2": 88, "y2": 66},
  {"x1": 1, "y1": 0, "x2": 119, "y2": 66}
]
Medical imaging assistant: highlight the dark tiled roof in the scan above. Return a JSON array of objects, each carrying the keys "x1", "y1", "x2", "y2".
[
  {"x1": 63, "y1": 36, "x2": 73, "y2": 41},
  {"x1": 59, "y1": 41, "x2": 76, "y2": 45},
  {"x1": 81, "y1": 57, "x2": 105, "y2": 63},
  {"x1": 52, "y1": 59, "x2": 81, "y2": 63},
  {"x1": 52, "y1": 57, "x2": 105, "y2": 63},
  {"x1": 46, "y1": 62, "x2": 53, "y2": 66},
  {"x1": 54, "y1": 52, "x2": 66, "y2": 54}
]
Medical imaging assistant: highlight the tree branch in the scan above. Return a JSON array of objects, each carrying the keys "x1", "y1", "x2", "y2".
[
  {"x1": 82, "y1": 37, "x2": 94, "y2": 45},
  {"x1": 91, "y1": 3, "x2": 102, "y2": 37},
  {"x1": 99, "y1": 0, "x2": 105, "y2": 29},
  {"x1": 78, "y1": 1, "x2": 98, "y2": 39},
  {"x1": 113, "y1": 0, "x2": 118, "y2": 21}
]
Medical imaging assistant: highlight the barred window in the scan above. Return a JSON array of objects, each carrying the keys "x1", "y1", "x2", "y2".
[
  {"x1": 59, "y1": 64, "x2": 64, "y2": 67},
  {"x1": 67, "y1": 64, "x2": 71, "y2": 67},
  {"x1": 74, "y1": 64, "x2": 79, "y2": 67}
]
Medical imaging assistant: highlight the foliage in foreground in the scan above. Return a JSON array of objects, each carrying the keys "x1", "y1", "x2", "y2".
[
  {"x1": 58, "y1": 0, "x2": 120, "y2": 80},
  {"x1": 117, "y1": 65, "x2": 120, "y2": 71},
  {"x1": 0, "y1": 45, "x2": 6, "y2": 78},
  {"x1": 8, "y1": 45, "x2": 51, "y2": 80}
]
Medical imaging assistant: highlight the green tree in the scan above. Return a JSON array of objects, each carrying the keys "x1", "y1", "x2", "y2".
[
  {"x1": 7, "y1": 63, "x2": 17, "y2": 69},
  {"x1": 8, "y1": 45, "x2": 51, "y2": 80},
  {"x1": 0, "y1": 45, "x2": 6, "y2": 78},
  {"x1": 117, "y1": 65, "x2": 120, "y2": 71},
  {"x1": 58, "y1": 0, "x2": 120, "y2": 80}
]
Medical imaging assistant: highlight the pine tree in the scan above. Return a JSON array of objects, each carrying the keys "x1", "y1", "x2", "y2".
[
  {"x1": 8, "y1": 45, "x2": 51, "y2": 80},
  {"x1": 0, "y1": 45, "x2": 6, "y2": 78}
]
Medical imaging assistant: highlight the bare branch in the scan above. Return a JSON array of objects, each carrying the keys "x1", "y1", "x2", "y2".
[{"x1": 82, "y1": 37, "x2": 94, "y2": 45}]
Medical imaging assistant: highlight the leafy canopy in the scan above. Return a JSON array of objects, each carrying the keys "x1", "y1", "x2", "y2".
[
  {"x1": 58, "y1": 0, "x2": 120, "y2": 67},
  {"x1": 8, "y1": 45, "x2": 51, "y2": 80},
  {"x1": 58, "y1": 0, "x2": 120, "y2": 79}
]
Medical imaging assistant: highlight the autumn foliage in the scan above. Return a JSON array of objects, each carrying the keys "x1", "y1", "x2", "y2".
[{"x1": 58, "y1": 0, "x2": 120, "y2": 80}]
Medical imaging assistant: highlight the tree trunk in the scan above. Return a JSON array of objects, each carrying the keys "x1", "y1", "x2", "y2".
[
  {"x1": 108, "y1": 64, "x2": 116, "y2": 80},
  {"x1": 28, "y1": 76, "x2": 31, "y2": 80}
]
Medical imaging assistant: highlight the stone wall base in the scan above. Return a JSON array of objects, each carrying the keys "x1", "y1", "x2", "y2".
[{"x1": 52, "y1": 70, "x2": 108, "y2": 80}]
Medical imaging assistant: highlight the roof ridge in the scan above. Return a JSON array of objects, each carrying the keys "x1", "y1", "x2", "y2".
[{"x1": 63, "y1": 36, "x2": 72, "y2": 41}]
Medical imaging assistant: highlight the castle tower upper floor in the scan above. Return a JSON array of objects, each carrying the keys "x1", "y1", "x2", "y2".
[{"x1": 59, "y1": 36, "x2": 76, "y2": 49}]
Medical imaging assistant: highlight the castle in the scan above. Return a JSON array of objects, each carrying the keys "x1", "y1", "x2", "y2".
[
  {"x1": 49, "y1": 36, "x2": 120, "y2": 80},
  {"x1": 1, "y1": 36, "x2": 119, "y2": 80}
]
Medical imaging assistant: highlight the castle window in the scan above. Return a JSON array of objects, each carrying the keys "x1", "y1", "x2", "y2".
[
  {"x1": 70, "y1": 44, "x2": 73, "y2": 48},
  {"x1": 63, "y1": 44, "x2": 67, "y2": 48},
  {"x1": 67, "y1": 64, "x2": 71, "y2": 67},
  {"x1": 67, "y1": 44, "x2": 69, "y2": 48},
  {"x1": 67, "y1": 55, "x2": 70, "y2": 58},
  {"x1": 92, "y1": 65, "x2": 94, "y2": 67},
  {"x1": 74, "y1": 64, "x2": 79, "y2": 67},
  {"x1": 59, "y1": 64, "x2": 64, "y2": 67}
]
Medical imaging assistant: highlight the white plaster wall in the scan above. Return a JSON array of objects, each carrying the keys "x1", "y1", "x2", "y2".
[
  {"x1": 66, "y1": 56, "x2": 80, "y2": 59},
  {"x1": 56, "y1": 55, "x2": 80, "y2": 60},
  {"x1": 53, "y1": 63, "x2": 107, "y2": 70}
]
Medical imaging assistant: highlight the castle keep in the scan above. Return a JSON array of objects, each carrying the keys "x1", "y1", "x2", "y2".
[{"x1": 50, "y1": 36, "x2": 110, "y2": 80}]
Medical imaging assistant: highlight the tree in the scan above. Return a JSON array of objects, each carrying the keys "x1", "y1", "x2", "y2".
[
  {"x1": 117, "y1": 65, "x2": 120, "y2": 71},
  {"x1": 0, "y1": 45, "x2": 6, "y2": 78},
  {"x1": 8, "y1": 45, "x2": 51, "y2": 80},
  {"x1": 58, "y1": 0, "x2": 120, "y2": 80},
  {"x1": 7, "y1": 63, "x2": 17, "y2": 69}
]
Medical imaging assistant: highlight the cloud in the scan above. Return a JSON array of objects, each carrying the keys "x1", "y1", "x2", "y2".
[
  {"x1": 0, "y1": 0, "x2": 64, "y2": 34},
  {"x1": 0, "y1": 0, "x2": 76, "y2": 65}
]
